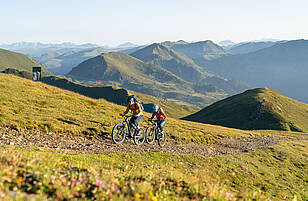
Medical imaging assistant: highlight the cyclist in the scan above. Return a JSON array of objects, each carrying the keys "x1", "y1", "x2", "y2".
[
  {"x1": 120, "y1": 96, "x2": 143, "y2": 135},
  {"x1": 149, "y1": 105, "x2": 167, "y2": 132}
]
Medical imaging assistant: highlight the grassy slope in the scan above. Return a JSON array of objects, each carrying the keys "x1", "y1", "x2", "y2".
[
  {"x1": 0, "y1": 74, "x2": 307, "y2": 200},
  {"x1": 184, "y1": 88, "x2": 308, "y2": 132},
  {"x1": 42, "y1": 76, "x2": 198, "y2": 119},
  {"x1": 0, "y1": 48, "x2": 50, "y2": 75},
  {"x1": 0, "y1": 73, "x2": 258, "y2": 144},
  {"x1": 0, "y1": 140, "x2": 307, "y2": 200},
  {"x1": 1, "y1": 68, "x2": 197, "y2": 119},
  {"x1": 68, "y1": 52, "x2": 192, "y2": 92}
]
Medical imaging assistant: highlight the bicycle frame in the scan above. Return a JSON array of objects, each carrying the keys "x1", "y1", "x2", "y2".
[
  {"x1": 148, "y1": 120, "x2": 161, "y2": 135},
  {"x1": 122, "y1": 115, "x2": 135, "y2": 136}
]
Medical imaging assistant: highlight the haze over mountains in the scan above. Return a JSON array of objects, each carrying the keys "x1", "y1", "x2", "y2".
[
  {"x1": 0, "y1": 41, "x2": 140, "y2": 51},
  {"x1": 1, "y1": 38, "x2": 308, "y2": 106},
  {"x1": 206, "y1": 39, "x2": 308, "y2": 103},
  {"x1": 130, "y1": 42, "x2": 248, "y2": 94},
  {"x1": 30, "y1": 48, "x2": 110, "y2": 75},
  {"x1": 0, "y1": 42, "x2": 142, "y2": 75},
  {"x1": 162, "y1": 40, "x2": 229, "y2": 68},
  {"x1": 226, "y1": 41, "x2": 281, "y2": 55}
]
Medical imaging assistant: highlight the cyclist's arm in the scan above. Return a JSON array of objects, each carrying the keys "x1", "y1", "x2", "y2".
[
  {"x1": 135, "y1": 103, "x2": 142, "y2": 116},
  {"x1": 160, "y1": 109, "x2": 167, "y2": 119},
  {"x1": 123, "y1": 104, "x2": 129, "y2": 115},
  {"x1": 149, "y1": 112, "x2": 155, "y2": 120}
]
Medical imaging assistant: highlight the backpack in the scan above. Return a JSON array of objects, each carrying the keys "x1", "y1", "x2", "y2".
[{"x1": 136, "y1": 101, "x2": 144, "y2": 111}]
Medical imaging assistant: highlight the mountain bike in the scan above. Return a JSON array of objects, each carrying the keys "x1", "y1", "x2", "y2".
[
  {"x1": 145, "y1": 120, "x2": 166, "y2": 147},
  {"x1": 112, "y1": 115, "x2": 145, "y2": 145}
]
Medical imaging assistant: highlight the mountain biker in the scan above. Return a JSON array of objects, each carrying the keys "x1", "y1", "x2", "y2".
[
  {"x1": 149, "y1": 105, "x2": 167, "y2": 132},
  {"x1": 120, "y1": 96, "x2": 143, "y2": 135}
]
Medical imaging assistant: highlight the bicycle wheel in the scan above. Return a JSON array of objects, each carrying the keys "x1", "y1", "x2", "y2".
[
  {"x1": 158, "y1": 131, "x2": 166, "y2": 147},
  {"x1": 133, "y1": 127, "x2": 145, "y2": 145},
  {"x1": 145, "y1": 127, "x2": 155, "y2": 144},
  {"x1": 112, "y1": 124, "x2": 126, "y2": 144}
]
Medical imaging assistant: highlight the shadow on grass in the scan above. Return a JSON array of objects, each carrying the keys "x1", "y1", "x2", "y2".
[
  {"x1": 57, "y1": 118, "x2": 81, "y2": 126},
  {"x1": 89, "y1": 120, "x2": 111, "y2": 127}
]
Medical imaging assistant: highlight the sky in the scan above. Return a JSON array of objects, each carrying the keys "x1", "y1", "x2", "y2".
[{"x1": 1, "y1": 0, "x2": 308, "y2": 46}]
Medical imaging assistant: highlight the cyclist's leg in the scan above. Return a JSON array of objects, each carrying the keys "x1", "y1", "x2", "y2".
[
  {"x1": 158, "y1": 119, "x2": 166, "y2": 132},
  {"x1": 129, "y1": 117, "x2": 137, "y2": 136},
  {"x1": 130, "y1": 116, "x2": 137, "y2": 127},
  {"x1": 135, "y1": 115, "x2": 143, "y2": 128}
]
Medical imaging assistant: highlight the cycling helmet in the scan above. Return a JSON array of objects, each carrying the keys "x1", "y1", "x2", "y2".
[
  {"x1": 153, "y1": 105, "x2": 159, "y2": 111},
  {"x1": 127, "y1": 95, "x2": 134, "y2": 103}
]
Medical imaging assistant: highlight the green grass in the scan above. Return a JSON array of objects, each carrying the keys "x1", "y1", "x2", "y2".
[
  {"x1": 0, "y1": 73, "x2": 265, "y2": 144},
  {"x1": 0, "y1": 140, "x2": 306, "y2": 200},
  {"x1": 2, "y1": 68, "x2": 198, "y2": 119},
  {"x1": 0, "y1": 73, "x2": 307, "y2": 200},
  {"x1": 0, "y1": 48, "x2": 50, "y2": 75},
  {"x1": 184, "y1": 87, "x2": 308, "y2": 132}
]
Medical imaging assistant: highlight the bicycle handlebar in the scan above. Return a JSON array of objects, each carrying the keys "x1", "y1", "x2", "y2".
[{"x1": 120, "y1": 114, "x2": 133, "y2": 117}]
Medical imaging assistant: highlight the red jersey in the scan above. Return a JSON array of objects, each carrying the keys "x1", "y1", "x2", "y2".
[{"x1": 150, "y1": 108, "x2": 167, "y2": 120}]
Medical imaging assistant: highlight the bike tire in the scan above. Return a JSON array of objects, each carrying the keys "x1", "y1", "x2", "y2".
[
  {"x1": 112, "y1": 124, "x2": 126, "y2": 144},
  {"x1": 145, "y1": 127, "x2": 155, "y2": 144},
  {"x1": 133, "y1": 127, "x2": 146, "y2": 145},
  {"x1": 158, "y1": 131, "x2": 166, "y2": 147}
]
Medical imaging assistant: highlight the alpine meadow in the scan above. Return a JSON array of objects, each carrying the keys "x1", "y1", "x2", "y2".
[{"x1": 1, "y1": 1, "x2": 308, "y2": 200}]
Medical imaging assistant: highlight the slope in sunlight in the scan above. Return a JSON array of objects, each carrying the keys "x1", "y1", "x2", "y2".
[
  {"x1": 183, "y1": 87, "x2": 308, "y2": 132},
  {"x1": 0, "y1": 73, "x2": 260, "y2": 144},
  {"x1": 0, "y1": 48, "x2": 50, "y2": 75}
]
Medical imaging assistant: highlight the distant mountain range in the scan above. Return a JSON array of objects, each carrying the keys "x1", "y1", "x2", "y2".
[
  {"x1": 163, "y1": 40, "x2": 228, "y2": 61},
  {"x1": 162, "y1": 40, "x2": 229, "y2": 69},
  {"x1": 206, "y1": 39, "x2": 308, "y2": 103},
  {"x1": 2, "y1": 38, "x2": 307, "y2": 107},
  {"x1": 0, "y1": 42, "x2": 100, "y2": 50},
  {"x1": 130, "y1": 42, "x2": 248, "y2": 94},
  {"x1": 226, "y1": 41, "x2": 283, "y2": 54},
  {"x1": 116, "y1": 42, "x2": 139, "y2": 49},
  {"x1": 130, "y1": 43, "x2": 207, "y2": 82},
  {"x1": 5, "y1": 42, "x2": 144, "y2": 75},
  {"x1": 183, "y1": 87, "x2": 308, "y2": 132},
  {"x1": 218, "y1": 40, "x2": 236, "y2": 47},
  {"x1": 31, "y1": 47, "x2": 110, "y2": 75},
  {"x1": 228, "y1": 41, "x2": 275, "y2": 53},
  {"x1": 0, "y1": 41, "x2": 141, "y2": 51},
  {"x1": 67, "y1": 51, "x2": 229, "y2": 107},
  {"x1": 66, "y1": 41, "x2": 250, "y2": 107}
]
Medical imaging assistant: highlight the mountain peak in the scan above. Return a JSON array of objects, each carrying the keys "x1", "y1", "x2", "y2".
[{"x1": 116, "y1": 42, "x2": 139, "y2": 49}]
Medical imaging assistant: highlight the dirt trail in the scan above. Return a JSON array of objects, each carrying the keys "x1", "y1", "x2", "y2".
[{"x1": 0, "y1": 127, "x2": 307, "y2": 157}]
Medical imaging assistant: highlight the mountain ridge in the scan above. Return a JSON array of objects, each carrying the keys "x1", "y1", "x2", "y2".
[
  {"x1": 67, "y1": 51, "x2": 228, "y2": 107},
  {"x1": 205, "y1": 39, "x2": 308, "y2": 103},
  {"x1": 183, "y1": 87, "x2": 308, "y2": 132}
]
